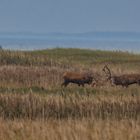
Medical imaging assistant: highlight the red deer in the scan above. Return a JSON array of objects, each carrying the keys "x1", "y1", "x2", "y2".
[
  {"x1": 61, "y1": 72, "x2": 93, "y2": 87},
  {"x1": 102, "y1": 65, "x2": 140, "y2": 88}
]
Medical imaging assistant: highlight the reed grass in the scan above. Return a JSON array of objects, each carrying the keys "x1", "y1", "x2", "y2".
[
  {"x1": 0, "y1": 93, "x2": 139, "y2": 120},
  {"x1": 0, "y1": 48, "x2": 140, "y2": 139},
  {"x1": 0, "y1": 119, "x2": 139, "y2": 140}
]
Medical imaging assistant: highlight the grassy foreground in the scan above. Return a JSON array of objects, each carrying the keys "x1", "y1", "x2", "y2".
[
  {"x1": 0, "y1": 119, "x2": 140, "y2": 140},
  {"x1": 0, "y1": 48, "x2": 140, "y2": 140}
]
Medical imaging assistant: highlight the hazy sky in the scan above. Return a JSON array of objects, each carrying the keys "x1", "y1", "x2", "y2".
[{"x1": 0, "y1": 0, "x2": 140, "y2": 33}]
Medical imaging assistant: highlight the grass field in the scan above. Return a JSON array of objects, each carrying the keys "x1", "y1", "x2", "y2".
[{"x1": 0, "y1": 48, "x2": 140, "y2": 140}]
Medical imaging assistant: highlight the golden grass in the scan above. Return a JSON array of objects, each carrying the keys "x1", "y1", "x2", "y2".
[
  {"x1": 0, "y1": 64, "x2": 140, "y2": 89},
  {"x1": 0, "y1": 93, "x2": 139, "y2": 120},
  {"x1": 0, "y1": 48, "x2": 140, "y2": 139},
  {"x1": 0, "y1": 119, "x2": 139, "y2": 140}
]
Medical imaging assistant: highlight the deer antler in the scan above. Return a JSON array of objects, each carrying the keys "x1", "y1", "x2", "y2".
[{"x1": 103, "y1": 65, "x2": 112, "y2": 81}]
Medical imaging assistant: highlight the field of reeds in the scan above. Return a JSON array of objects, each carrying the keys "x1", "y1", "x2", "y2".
[{"x1": 0, "y1": 48, "x2": 140, "y2": 140}]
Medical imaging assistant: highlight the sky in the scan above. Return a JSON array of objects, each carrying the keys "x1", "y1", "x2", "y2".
[{"x1": 0, "y1": 0, "x2": 140, "y2": 33}]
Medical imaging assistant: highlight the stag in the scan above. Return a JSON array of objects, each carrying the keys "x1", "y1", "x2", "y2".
[
  {"x1": 102, "y1": 65, "x2": 140, "y2": 88},
  {"x1": 61, "y1": 72, "x2": 93, "y2": 87}
]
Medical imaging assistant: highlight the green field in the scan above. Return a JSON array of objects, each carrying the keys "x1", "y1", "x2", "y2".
[{"x1": 0, "y1": 48, "x2": 140, "y2": 140}]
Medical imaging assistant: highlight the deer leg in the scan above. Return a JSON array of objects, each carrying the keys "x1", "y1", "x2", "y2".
[
  {"x1": 110, "y1": 82, "x2": 115, "y2": 87},
  {"x1": 122, "y1": 84, "x2": 128, "y2": 88},
  {"x1": 61, "y1": 81, "x2": 69, "y2": 87},
  {"x1": 110, "y1": 80, "x2": 115, "y2": 87},
  {"x1": 64, "y1": 82, "x2": 69, "y2": 87},
  {"x1": 61, "y1": 81, "x2": 65, "y2": 87},
  {"x1": 78, "y1": 83, "x2": 81, "y2": 86},
  {"x1": 91, "y1": 82, "x2": 96, "y2": 87},
  {"x1": 81, "y1": 83, "x2": 84, "y2": 87}
]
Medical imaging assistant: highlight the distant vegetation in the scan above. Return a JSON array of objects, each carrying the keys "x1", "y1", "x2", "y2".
[{"x1": 1, "y1": 48, "x2": 140, "y2": 66}]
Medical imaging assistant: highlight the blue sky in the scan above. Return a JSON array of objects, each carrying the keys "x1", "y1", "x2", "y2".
[{"x1": 0, "y1": 0, "x2": 140, "y2": 33}]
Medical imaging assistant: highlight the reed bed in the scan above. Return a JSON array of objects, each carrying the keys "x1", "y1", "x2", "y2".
[
  {"x1": 0, "y1": 93, "x2": 139, "y2": 120},
  {"x1": 0, "y1": 119, "x2": 139, "y2": 140},
  {"x1": 0, "y1": 48, "x2": 140, "y2": 139},
  {"x1": 0, "y1": 64, "x2": 139, "y2": 89}
]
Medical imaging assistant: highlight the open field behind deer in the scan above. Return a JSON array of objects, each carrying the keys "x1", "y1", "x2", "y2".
[{"x1": 0, "y1": 48, "x2": 140, "y2": 140}]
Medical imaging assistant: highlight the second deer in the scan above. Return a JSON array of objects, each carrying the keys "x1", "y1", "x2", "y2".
[{"x1": 102, "y1": 65, "x2": 140, "y2": 88}]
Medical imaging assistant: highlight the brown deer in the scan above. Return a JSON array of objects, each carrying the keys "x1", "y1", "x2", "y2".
[
  {"x1": 61, "y1": 72, "x2": 93, "y2": 87},
  {"x1": 102, "y1": 65, "x2": 140, "y2": 88}
]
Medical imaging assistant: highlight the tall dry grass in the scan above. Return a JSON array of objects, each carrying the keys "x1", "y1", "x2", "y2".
[
  {"x1": 0, "y1": 64, "x2": 140, "y2": 89},
  {"x1": 0, "y1": 93, "x2": 139, "y2": 120},
  {"x1": 0, "y1": 119, "x2": 139, "y2": 140},
  {"x1": 0, "y1": 48, "x2": 140, "y2": 139},
  {"x1": 1, "y1": 49, "x2": 140, "y2": 89}
]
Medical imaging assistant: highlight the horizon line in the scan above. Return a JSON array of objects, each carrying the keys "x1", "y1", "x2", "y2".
[{"x1": 0, "y1": 31, "x2": 140, "y2": 35}]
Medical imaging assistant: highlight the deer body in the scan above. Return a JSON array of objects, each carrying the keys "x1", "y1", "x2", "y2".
[
  {"x1": 61, "y1": 72, "x2": 93, "y2": 87},
  {"x1": 110, "y1": 75, "x2": 140, "y2": 87},
  {"x1": 103, "y1": 65, "x2": 140, "y2": 87}
]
